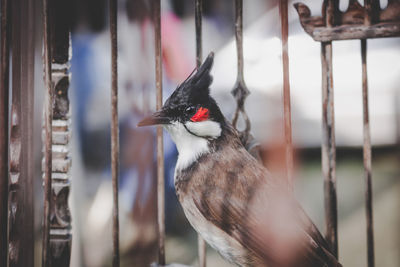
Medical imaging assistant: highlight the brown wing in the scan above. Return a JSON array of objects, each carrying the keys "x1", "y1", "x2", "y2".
[{"x1": 190, "y1": 145, "x2": 341, "y2": 267}]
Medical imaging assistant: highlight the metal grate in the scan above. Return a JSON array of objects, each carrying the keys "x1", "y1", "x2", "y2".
[{"x1": 295, "y1": 0, "x2": 400, "y2": 265}]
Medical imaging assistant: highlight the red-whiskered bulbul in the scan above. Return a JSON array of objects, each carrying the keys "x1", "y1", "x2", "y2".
[{"x1": 138, "y1": 53, "x2": 341, "y2": 267}]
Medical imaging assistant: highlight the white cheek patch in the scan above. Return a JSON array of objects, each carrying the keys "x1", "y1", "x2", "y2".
[
  {"x1": 185, "y1": 120, "x2": 222, "y2": 139},
  {"x1": 164, "y1": 122, "x2": 210, "y2": 171}
]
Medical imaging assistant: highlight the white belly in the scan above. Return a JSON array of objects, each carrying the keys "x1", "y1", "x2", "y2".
[{"x1": 180, "y1": 197, "x2": 250, "y2": 267}]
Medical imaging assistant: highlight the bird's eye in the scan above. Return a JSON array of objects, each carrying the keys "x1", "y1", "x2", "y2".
[{"x1": 185, "y1": 106, "x2": 195, "y2": 113}]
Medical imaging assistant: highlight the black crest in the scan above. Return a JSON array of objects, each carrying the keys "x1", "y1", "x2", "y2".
[{"x1": 164, "y1": 52, "x2": 214, "y2": 109}]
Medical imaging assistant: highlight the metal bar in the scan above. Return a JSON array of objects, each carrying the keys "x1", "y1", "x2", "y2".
[
  {"x1": 303, "y1": 23, "x2": 400, "y2": 42},
  {"x1": 110, "y1": 0, "x2": 120, "y2": 266},
  {"x1": 295, "y1": 0, "x2": 400, "y2": 42},
  {"x1": 0, "y1": 0, "x2": 10, "y2": 264},
  {"x1": 195, "y1": 1, "x2": 207, "y2": 266},
  {"x1": 321, "y1": 41, "x2": 338, "y2": 258},
  {"x1": 231, "y1": 0, "x2": 250, "y2": 139},
  {"x1": 320, "y1": 0, "x2": 338, "y2": 258},
  {"x1": 154, "y1": 0, "x2": 165, "y2": 264},
  {"x1": 197, "y1": 237, "x2": 206, "y2": 267},
  {"x1": 9, "y1": 1, "x2": 23, "y2": 263},
  {"x1": 42, "y1": 0, "x2": 53, "y2": 264},
  {"x1": 21, "y1": 0, "x2": 35, "y2": 264},
  {"x1": 361, "y1": 39, "x2": 375, "y2": 267},
  {"x1": 364, "y1": 0, "x2": 373, "y2": 25},
  {"x1": 362, "y1": 2, "x2": 375, "y2": 265},
  {"x1": 279, "y1": 0, "x2": 294, "y2": 190},
  {"x1": 8, "y1": 0, "x2": 35, "y2": 265},
  {"x1": 364, "y1": 0, "x2": 380, "y2": 25},
  {"x1": 195, "y1": 0, "x2": 203, "y2": 68},
  {"x1": 235, "y1": 0, "x2": 244, "y2": 81}
]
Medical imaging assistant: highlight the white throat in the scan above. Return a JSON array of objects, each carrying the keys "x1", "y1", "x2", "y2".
[{"x1": 164, "y1": 120, "x2": 221, "y2": 171}]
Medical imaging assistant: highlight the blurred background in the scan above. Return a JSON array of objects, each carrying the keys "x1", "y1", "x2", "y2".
[{"x1": 24, "y1": 0, "x2": 400, "y2": 266}]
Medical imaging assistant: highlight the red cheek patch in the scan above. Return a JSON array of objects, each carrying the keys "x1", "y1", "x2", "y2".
[{"x1": 190, "y1": 107, "x2": 209, "y2": 122}]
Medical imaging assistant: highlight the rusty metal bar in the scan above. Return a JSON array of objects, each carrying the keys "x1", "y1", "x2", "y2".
[
  {"x1": 234, "y1": 0, "x2": 244, "y2": 83},
  {"x1": 320, "y1": 0, "x2": 338, "y2": 258},
  {"x1": 231, "y1": 0, "x2": 250, "y2": 142},
  {"x1": 302, "y1": 22, "x2": 400, "y2": 42},
  {"x1": 321, "y1": 40, "x2": 338, "y2": 258},
  {"x1": 42, "y1": 0, "x2": 53, "y2": 264},
  {"x1": 364, "y1": 0, "x2": 373, "y2": 25},
  {"x1": 195, "y1": 0, "x2": 203, "y2": 68},
  {"x1": 8, "y1": 0, "x2": 35, "y2": 265},
  {"x1": 295, "y1": 0, "x2": 400, "y2": 42},
  {"x1": 278, "y1": 0, "x2": 294, "y2": 190},
  {"x1": 0, "y1": 0, "x2": 10, "y2": 264},
  {"x1": 22, "y1": 0, "x2": 35, "y2": 265},
  {"x1": 364, "y1": 0, "x2": 380, "y2": 25},
  {"x1": 197, "y1": 237, "x2": 206, "y2": 267},
  {"x1": 154, "y1": 0, "x2": 165, "y2": 264},
  {"x1": 362, "y1": 2, "x2": 375, "y2": 266},
  {"x1": 324, "y1": 0, "x2": 339, "y2": 27},
  {"x1": 195, "y1": 1, "x2": 207, "y2": 266},
  {"x1": 110, "y1": 0, "x2": 120, "y2": 266},
  {"x1": 9, "y1": 1, "x2": 23, "y2": 263},
  {"x1": 361, "y1": 39, "x2": 375, "y2": 267}
]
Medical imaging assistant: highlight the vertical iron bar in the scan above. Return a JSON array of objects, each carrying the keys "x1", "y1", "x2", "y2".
[
  {"x1": 364, "y1": 0, "x2": 372, "y2": 25},
  {"x1": 9, "y1": 1, "x2": 23, "y2": 263},
  {"x1": 110, "y1": 0, "x2": 120, "y2": 266},
  {"x1": 364, "y1": 0, "x2": 380, "y2": 25},
  {"x1": 235, "y1": 0, "x2": 244, "y2": 81},
  {"x1": 231, "y1": 0, "x2": 250, "y2": 140},
  {"x1": 154, "y1": 0, "x2": 165, "y2": 264},
  {"x1": 195, "y1": 1, "x2": 207, "y2": 266},
  {"x1": 321, "y1": 0, "x2": 338, "y2": 258},
  {"x1": 197, "y1": 236, "x2": 206, "y2": 267},
  {"x1": 42, "y1": 0, "x2": 53, "y2": 264},
  {"x1": 321, "y1": 40, "x2": 338, "y2": 258},
  {"x1": 362, "y1": 2, "x2": 375, "y2": 266},
  {"x1": 21, "y1": 0, "x2": 35, "y2": 265},
  {"x1": 0, "y1": 0, "x2": 10, "y2": 265},
  {"x1": 9, "y1": 0, "x2": 35, "y2": 265},
  {"x1": 321, "y1": 44, "x2": 338, "y2": 257},
  {"x1": 195, "y1": 0, "x2": 203, "y2": 68},
  {"x1": 278, "y1": 0, "x2": 294, "y2": 190},
  {"x1": 361, "y1": 39, "x2": 375, "y2": 267}
]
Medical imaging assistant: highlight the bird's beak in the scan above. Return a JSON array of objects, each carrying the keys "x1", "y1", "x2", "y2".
[{"x1": 137, "y1": 110, "x2": 171, "y2": 127}]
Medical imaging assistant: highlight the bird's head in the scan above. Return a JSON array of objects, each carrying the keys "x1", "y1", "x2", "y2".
[{"x1": 138, "y1": 52, "x2": 225, "y2": 142}]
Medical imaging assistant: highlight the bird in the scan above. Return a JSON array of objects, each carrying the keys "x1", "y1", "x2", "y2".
[{"x1": 138, "y1": 52, "x2": 342, "y2": 267}]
